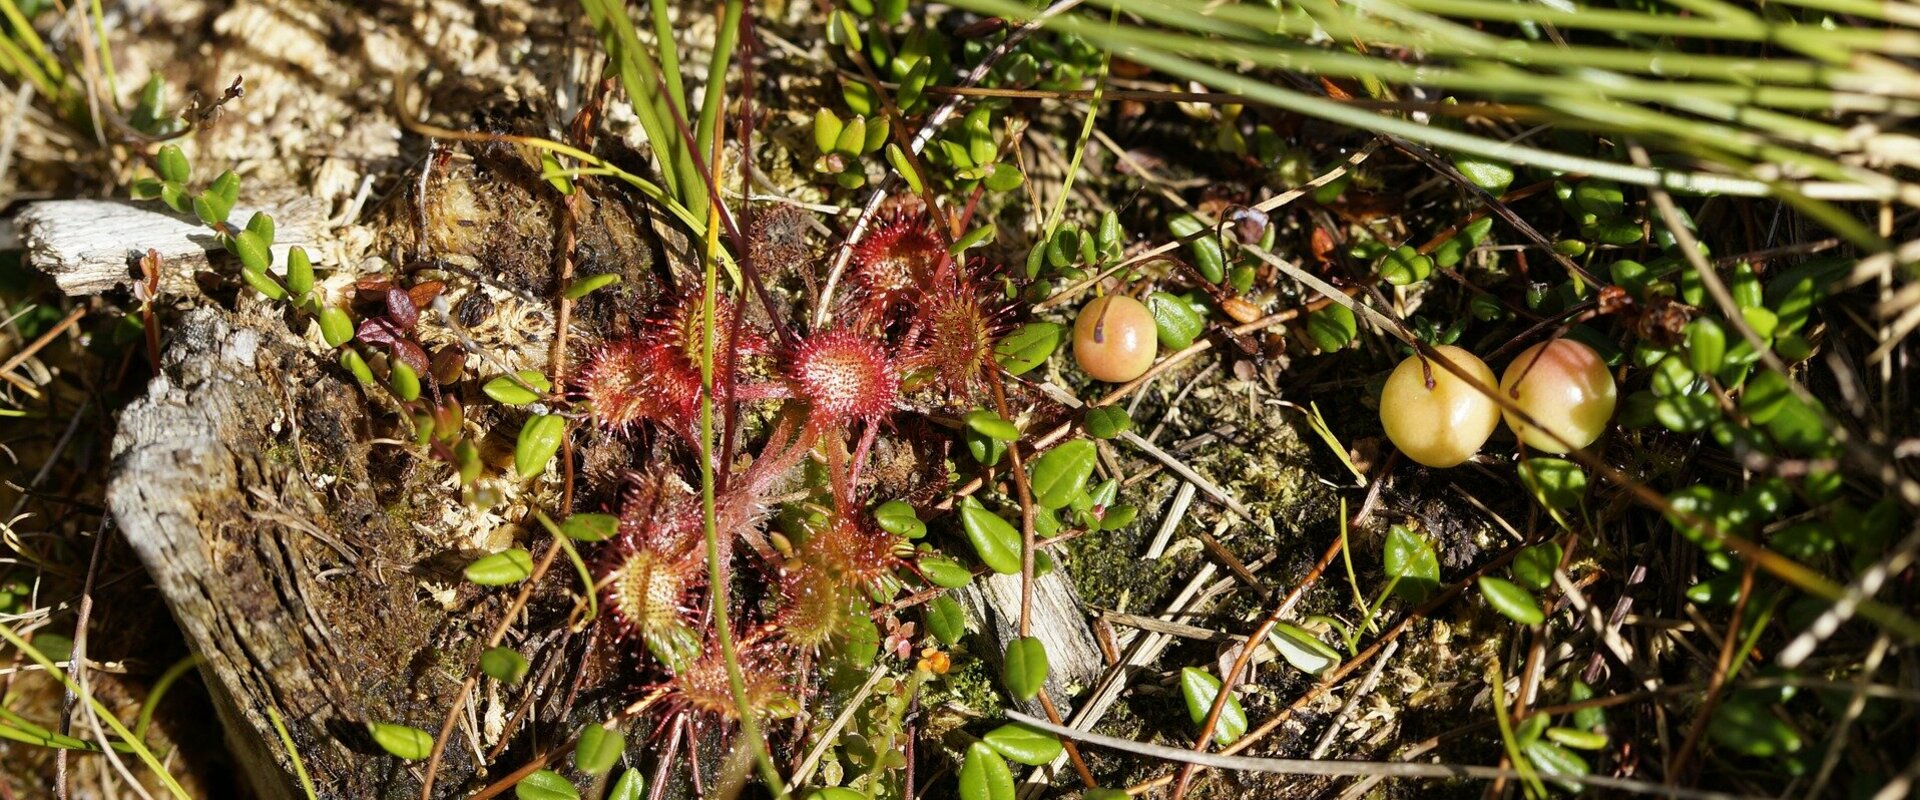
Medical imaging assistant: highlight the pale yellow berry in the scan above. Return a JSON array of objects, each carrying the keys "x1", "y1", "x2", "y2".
[
  {"x1": 1380, "y1": 345, "x2": 1500, "y2": 468},
  {"x1": 1500, "y1": 339, "x2": 1616, "y2": 453},
  {"x1": 1074, "y1": 295, "x2": 1157, "y2": 383}
]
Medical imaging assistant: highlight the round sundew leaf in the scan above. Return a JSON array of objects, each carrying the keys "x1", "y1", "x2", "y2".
[
  {"x1": 1084, "y1": 406, "x2": 1131, "y2": 439},
  {"x1": 1002, "y1": 636, "x2": 1049, "y2": 701},
  {"x1": 465, "y1": 548, "x2": 534, "y2": 586},
  {"x1": 874, "y1": 500, "x2": 926, "y2": 539},
  {"x1": 964, "y1": 410, "x2": 1021, "y2": 442},
  {"x1": 513, "y1": 768, "x2": 580, "y2": 800},
  {"x1": 1511, "y1": 541, "x2": 1564, "y2": 592},
  {"x1": 1267, "y1": 622, "x2": 1340, "y2": 677},
  {"x1": 982, "y1": 722, "x2": 1063, "y2": 766},
  {"x1": 959, "y1": 497, "x2": 1022, "y2": 575},
  {"x1": 1479, "y1": 576, "x2": 1546, "y2": 625},
  {"x1": 918, "y1": 554, "x2": 973, "y2": 588},
  {"x1": 926, "y1": 595, "x2": 967, "y2": 646},
  {"x1": 993, "y1": 322, "x2": 1062, "y2": 376},
  {"x1": 607, "y1": 771, "x2": 644, "y2": 800},
  {"x1": 1178, "y1": 668, "x2": 1247, "y2": 746},
  {"x1": 515, "y1": 414, "x2": 566, "y2": 479},
  {"x1": 1383, "y1": 525, "x2": 1440, "y2": 603},
  {"x1": 1029, "y1": 440, "x2": 1097, "y2": 510},
  {"x1": 957, "y1": 742, "x2": 1014, "y2": 800},
  {"x1": 369, "y1": 722, "x2": 434, "y2": 761},
  {"x1": 483, "y1": 371, "x2": 553, "y2": 405},
  {"x1": 480, "y1": 646, "x2": 528, "y2": 685},
  {"x1": 560, "y1": 513, "x2": 618, "y2": 543},
  {"x1": 574, "y1": 724, "x2": 624, "y2": 774}
]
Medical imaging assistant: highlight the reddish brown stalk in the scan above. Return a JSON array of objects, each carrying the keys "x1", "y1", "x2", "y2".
[{"x1": 1170, "y1": 523, "x2": 1348, "y2": 798}]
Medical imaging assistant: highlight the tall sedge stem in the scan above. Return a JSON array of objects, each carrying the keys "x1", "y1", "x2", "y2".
[{"x1": 698, "y1": 142, "x2": 789, "y2": 800}]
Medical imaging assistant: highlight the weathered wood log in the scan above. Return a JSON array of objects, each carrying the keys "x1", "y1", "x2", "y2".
[
  {"x1": 17, "y1": 198, "x2": 324, "y2": 297},
  {"x1": 954, "y1": 569, "x2": 1104, "y2": 714},
  {"x1": 105, "y1": 306, "x2": 569, "y2": 799}
]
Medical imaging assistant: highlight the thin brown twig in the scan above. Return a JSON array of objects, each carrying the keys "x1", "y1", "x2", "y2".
[{"x1": 417, "y1": 537, "x2": 566, "y2": 800}]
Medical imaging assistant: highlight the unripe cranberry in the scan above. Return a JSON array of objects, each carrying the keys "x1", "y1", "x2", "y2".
[
  {"x1": 1073, "y1": 295, "x2": 1157, "y2": 383},
  {"x1": 1500, "y1": 338, "x2": 1616, "y2": 453},
  {"x1": 1380, "y1": 345, "x2": 1500, "y2": 468}
]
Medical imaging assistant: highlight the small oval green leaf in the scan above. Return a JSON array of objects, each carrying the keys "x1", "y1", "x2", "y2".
[
  {"x1": 1145, "y1": 291, "x2": 1205, "y2": 350},
  {"x1": 1002, "y1": 636, "x2": 1049, "y2": 701},
  {"x1": 1511, "y1": 541, "x2": 1564, "y2": 592},
  {"x1": 513, "y1": 768, "x2": 579, "y2": 800},
  {"x1": 982, "y1": 722, "x2": 1063, "y2": 766},
  {"x1": 515, "y1": 414, "x2": 566, "y2": 479},
  {"x1": 918, "y1": 553, "x2": 973, "y2": 588},
  {"x1": 926, "y1": 594, "x2": 967, "y2": 645},
  {"x1": 1384, "y1": 525, "x2": 1440, "y2": 603},
  {"x1": 560, "y1": 513, "x2": 618, "y2": 542},
  {"x1": 319, "y1": 307, "x2": 354, "y2": 348},
  {"x1": 285, "y1": 246, "x2": 313, "y2": 296},
  {"x1": 958, "y1": 741, "x2": 1015, "y2": 800},
  {"x1": 607, "y1": 771, "x2": 644, "y2": 800},
  {"x1": 993, "y1": 322, "x2": 1062, "y2": 376},
  {"x1": 1267, "y1": 622, "x2": 1340, "y2": 676},
  {"x1": 959, "y1": 497, "x2": 1022, "y2": 575},
  {"x1": 1029, "y1": 440, "x2": 1096, "y2": 510},
  {"x1": 388, "y1": 359, "x2": 421, "y2": 402},
  {"x1": 564, "y1": 273, "x2": 621, "y2": 300},
  {"x1": 964, "y1": 410, "x2": 1020, "y2": 442},
  {"x1": 480, "y1": 646, "x2": 528, "y2": 684},
  {"x1": 1479, "y1": 576, "x2": 1545, "y2": 625},
  {"x1": 484, "y1": 371, "x2": 553, "y2": 405},
  {"x1": 1179, "y1": 668, "x2": 1247, "y2": 746},
  {"x1": 1084, "y1": 406, "x2": 1131, "y2": 439},
  {"x1": 369, "y1": 722, "x2": 434, "y2": 761},
  {"x1": 874, "y1": 500, "x2": 926, "y2": 539},
  {"x1": 574, "y1": 724, "x2": 625, "y2": 774},
  {"x1": 466, "y1": 548, "x2": 535, "y2": 586}
]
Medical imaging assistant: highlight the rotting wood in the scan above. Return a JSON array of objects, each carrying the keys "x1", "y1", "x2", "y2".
[
  {"x1": 17, "y1": 198, "x2": 324, "y2": 297},
  {"x1": 104, "y1": 306, "x2": 579, "y2": 799},
  {"x1": 954, "y1": 568, "x2": 1104, "y2": 716}
]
